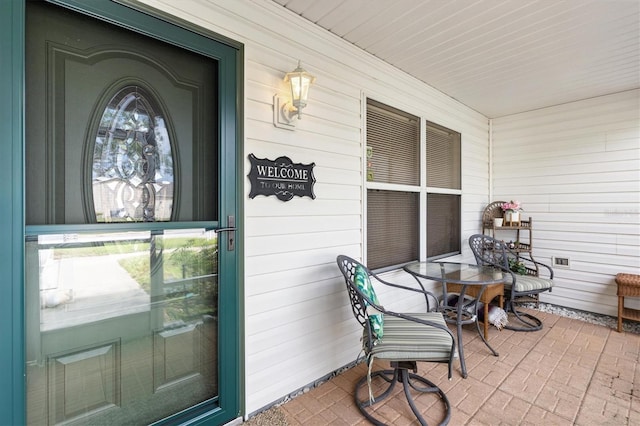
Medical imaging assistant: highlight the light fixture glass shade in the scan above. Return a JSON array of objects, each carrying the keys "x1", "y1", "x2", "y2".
[{"x1": 284, "y1": 61, "x2": 315, "y2": 119}]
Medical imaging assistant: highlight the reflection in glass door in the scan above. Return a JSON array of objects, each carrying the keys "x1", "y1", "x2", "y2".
[{"x1": 26, "y1": 229, "x2": 219, "y2": 425}]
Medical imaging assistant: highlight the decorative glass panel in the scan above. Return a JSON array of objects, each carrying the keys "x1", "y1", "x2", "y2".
[{"x1": 92, "y1": 86, "x2": 174, "y2": 222}]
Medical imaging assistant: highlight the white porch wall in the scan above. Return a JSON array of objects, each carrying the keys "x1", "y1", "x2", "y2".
[
  {"x1": 136, "y1": 0, "x2": 489, "y2": 415},
  {"x1": 491, "y1": 89, "x2": 640, "y2": 316}
]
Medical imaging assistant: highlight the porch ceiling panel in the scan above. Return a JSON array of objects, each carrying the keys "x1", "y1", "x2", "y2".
[{"x1": 271, "y1": 0, "x2": 640, "y2": 118}]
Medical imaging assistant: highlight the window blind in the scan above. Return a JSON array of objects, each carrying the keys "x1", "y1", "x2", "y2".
[
  {"x1": 367, "y1": 190, "x2": 419, "y2": 269},
  {"x1": 366, "y1": 99, "x2": 419, "y2": 186},
  {"x1": 426, "y1": 122, "x2": 461, "y2": 190},
  {"x1": 427, "y1": 193, "x2": 460, "y2": 258}
]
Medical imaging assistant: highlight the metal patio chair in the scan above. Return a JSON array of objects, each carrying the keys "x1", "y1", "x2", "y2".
[
  {"x1": 468, "y1": 234, "x2": 554, "y2": 331},
  {"x1": 336, "y1": 255, "x2": 455, "y2": 425}
]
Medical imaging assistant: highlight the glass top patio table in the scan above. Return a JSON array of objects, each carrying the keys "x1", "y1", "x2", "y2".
[
  {"x1": 403, "y1": 261, "x2": 505, "y2": 285},
  {"x1": 403, "y1": 261, "x2": 506, "y2": 378}
]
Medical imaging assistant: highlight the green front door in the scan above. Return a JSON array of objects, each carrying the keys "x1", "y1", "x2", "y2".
[{"x1": 21, "y1": 1, "x2": 241, "y2": 424}]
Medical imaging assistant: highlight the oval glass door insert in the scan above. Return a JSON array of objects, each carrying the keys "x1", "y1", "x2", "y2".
[{"x1": 92, "y1": 85, "x2": 174, "y2": 222}]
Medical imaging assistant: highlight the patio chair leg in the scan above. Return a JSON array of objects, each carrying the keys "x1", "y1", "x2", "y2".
[
  {"x1": 355, "y1": 362, "x2": 451, "y2": 426},
  {"x1": 504, "y1": 307, "x2": 543, "y2": 332}
]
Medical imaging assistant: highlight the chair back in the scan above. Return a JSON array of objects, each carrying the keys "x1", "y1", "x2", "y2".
[
  {"x1": 469, "y1": 234, "x2": 509, "y2": 270},
  {"x1": 336, "y1": 255, "x2": 370, "y2": 331},
  {"x1": 469, "y1": 235, "x2": 553, "y2": 331}
]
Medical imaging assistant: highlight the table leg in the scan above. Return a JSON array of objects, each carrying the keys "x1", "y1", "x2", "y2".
[
  {"x1": 456, "y1": 312, "x2": 468, "y2": 379},
  {"x1": 483, "y1": 303, "x2": 489, "y2": 339},
  {"x1": 475, "y1": 319, "x2": 499, "y2": 357},
  {"x1": 479, "y1": 284, "x2": 504, "y2": 340},
  {"x1": 474, "y1": 287, "x2": 499, "y2": 357}
]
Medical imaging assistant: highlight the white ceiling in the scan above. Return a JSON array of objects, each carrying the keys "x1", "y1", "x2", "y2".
[{"x1": 272, "y1": 0, "x2": 640, "y2": 118}]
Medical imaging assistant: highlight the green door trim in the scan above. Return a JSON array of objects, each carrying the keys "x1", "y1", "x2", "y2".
[
  {"x1": 0, "y1": 0, "x2": 25, "y2": 423},
  {"x1": 0, "y1": 1, "x2": 244, "y2": 424}
]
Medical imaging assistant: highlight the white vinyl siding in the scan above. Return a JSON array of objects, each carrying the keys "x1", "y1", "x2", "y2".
[
  {"x1": 134, "y1": 0, "x2": 640, "y2": 417},
  {"x1": 492, "y1": 89, "x2": 640, "y2": 316},
  {"x1": 234, "y1": 3, "x2": 490, "y2": 414},
  {"x1": 232, "y1": 0, "x2": 488, "y2": 414}
]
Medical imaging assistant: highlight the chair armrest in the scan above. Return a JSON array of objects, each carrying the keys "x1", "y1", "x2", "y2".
[
  {"x1": 368, "y1": 269, "x2": 440, "y2": 311},
  {"x1": 506, "y1": 249, "x2": 554, "y2": 279},
  {"x1": 530, "y1": 259, "x2": 553, "y2": 279},
  {"x1": 352, "y1": 278, "x2": 446, "y2": 333}
]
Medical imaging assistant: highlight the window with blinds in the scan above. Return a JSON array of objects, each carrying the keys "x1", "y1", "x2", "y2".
[
  {"x1": 426, "y1": 122, "x2": 461, "y2": 258},
  {"x1": 426, "y1": 122, "x2": 461, "y2": 190},
  {"x1": 367, "y1": 190, "x2": 419, "y2": 270},
  {"x1": 427, "y1": 193, "x2": 460, "y2": 258},
  {"x1": 366, "y1": 99, "x2": 419, "y2": 185},
  {"x1": 366, "y1": 99, "x2": 420, "y2": 270},
  {"x1": 365, "y1": 99, "x2": 461, "y2": 269}
]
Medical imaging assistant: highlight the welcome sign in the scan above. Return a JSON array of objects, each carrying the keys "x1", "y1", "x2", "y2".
[{"x1": 247, "y1": 154, "x2": 316, "y2": 201}]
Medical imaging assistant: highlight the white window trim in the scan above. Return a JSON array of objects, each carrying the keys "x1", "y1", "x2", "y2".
[{"x1": 362, "y1": 93, "x2": 462, "y2": 266}]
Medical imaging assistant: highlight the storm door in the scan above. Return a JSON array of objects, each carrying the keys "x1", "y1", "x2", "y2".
[{"x1": 24, "y1": 1, "x2": 239, "y2": 425}]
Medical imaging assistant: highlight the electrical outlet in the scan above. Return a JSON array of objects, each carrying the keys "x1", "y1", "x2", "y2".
[{"x1": 552, "y1": 257, "x2": 570, "y2": 268}]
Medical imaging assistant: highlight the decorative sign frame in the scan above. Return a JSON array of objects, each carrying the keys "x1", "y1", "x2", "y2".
[{"x1": 247, "y1": 154, "x2": 316, "y2": 201}]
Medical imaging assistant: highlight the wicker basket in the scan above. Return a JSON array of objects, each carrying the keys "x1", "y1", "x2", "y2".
[
  {"x1": 481, "y1": 201, "x2": 506, "y2": 229},
  {"x1": 616, "y1": 273, "x2": 640, "y2": 332},
  {"x1": 616, "y1": 273, "x2": 640, "y2": 297}
]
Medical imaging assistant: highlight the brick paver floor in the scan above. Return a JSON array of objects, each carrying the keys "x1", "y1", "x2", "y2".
[{"x1": 275, "y1": 308, "x2": 640, "y2": 425}]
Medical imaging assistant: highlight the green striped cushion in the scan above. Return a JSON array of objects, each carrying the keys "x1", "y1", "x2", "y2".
[
  {"x1": 503, "y1": 274, "x2": 553, "y2": 292},
  {"x1": 365, "y1": 312, "x2": 452, "y2": 362},
  {"x1": 354, "y1": 265, "x2": 384, "y2": 339}
]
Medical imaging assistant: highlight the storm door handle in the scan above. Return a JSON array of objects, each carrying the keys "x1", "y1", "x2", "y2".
[{"x1": 215, "y1": 215, "x2": 236, "y2": 251}]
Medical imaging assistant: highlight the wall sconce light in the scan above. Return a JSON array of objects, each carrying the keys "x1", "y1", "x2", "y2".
[{"x1": 273, "y1": 61, "x2": 316, "y2": 130}]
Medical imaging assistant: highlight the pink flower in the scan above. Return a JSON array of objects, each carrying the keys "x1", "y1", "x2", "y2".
[{"x1": 501, "y1": 200, "x2": 522, "y2": 212}]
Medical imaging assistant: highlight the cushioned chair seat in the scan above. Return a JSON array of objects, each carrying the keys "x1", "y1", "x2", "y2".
[
  {"x1": 366, "y1": 313, "x2": 453, "y2": 362},
  {"x1": 502, "y1": 274, "x2": 554, "y2": 292}
]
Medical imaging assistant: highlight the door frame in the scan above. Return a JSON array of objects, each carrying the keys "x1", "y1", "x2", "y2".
[{"x1": 0, "y1": 1, "x2": 244, "y2": 424}]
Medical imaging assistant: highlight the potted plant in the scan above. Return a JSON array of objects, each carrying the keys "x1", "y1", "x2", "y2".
[
  {"x1": 501, "y1": 200, "x2": 523, "y2": 226},
  {"x1": 508, "y1": 257, "x2": 527, "y2": 275}
]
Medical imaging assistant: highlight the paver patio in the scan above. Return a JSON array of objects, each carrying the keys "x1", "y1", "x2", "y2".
[{"x1": 262, "y1": 308, "x2": 639, "y2": 425}]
